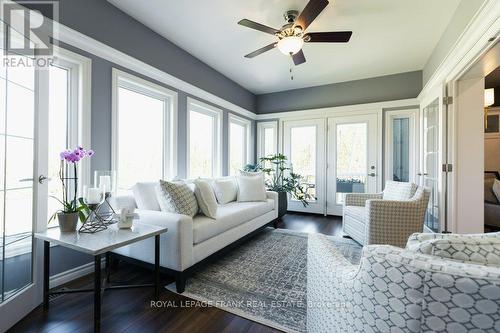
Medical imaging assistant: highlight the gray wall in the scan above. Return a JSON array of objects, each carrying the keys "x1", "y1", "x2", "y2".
[
  {"x1": 256, "y1": 71, "x2": 422, "y2": 114},
  {"x1": 422, "y1": 0, "x2": 486, "y2": 86},
  {"x1": 23, "y1": 0, "x2": 256, "y2": 112}
]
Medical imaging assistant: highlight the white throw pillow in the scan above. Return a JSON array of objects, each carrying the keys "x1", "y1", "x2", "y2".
[
  {"x1": 193, "y1": 179, "x2": 218, "y2": 218},
  {"x1": 383, "y1": 181, "x2": 417, "y2": 200},
  {"x1": 212, "y1": 177, "x2": 238, "y2": 204},
  {"x1": 132, "y1": 182, "x2": 161, "y2": 211},
  {"x1": 155, "y1": 180, "x2": 198, "y2": 217},
  {"x1": 494, "y1": 179, "x2": 500, "y2": 203},
  {"x1": 237, "y1": 175, "x2": 267, "y2": 202}
]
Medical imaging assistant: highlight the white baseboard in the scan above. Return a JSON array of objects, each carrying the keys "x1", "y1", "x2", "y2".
[{"x1": 49, "y1": 258, "x2": 106, "y2": 289}]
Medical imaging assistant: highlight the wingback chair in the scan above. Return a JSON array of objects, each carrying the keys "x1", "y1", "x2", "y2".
[
  {"x1": 343, "y1": 181, "x2": 430, "y2": 247},
  {"x1": 307, "y1": 232, "x2": 500, "y2": 333}
]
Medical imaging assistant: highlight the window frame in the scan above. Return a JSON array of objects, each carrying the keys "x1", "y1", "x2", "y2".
[
  {"x1": 228, "y1": 113, "x2": 252, "y2": 175},
  {"x1": 384, "y1": 108, "x2": 419, "y2": 184},
  {"x1": 186, "y1": 97, "x2": 222, "y2": 178},
  {"x1": 256, "y1": 121, "x2": 278, "y2": 159},
  {"x1": 111, "y1": 68, "x2": 178, "y2": 190},
  {"x1": 52, "y1": 46, "x2": 92, "y2": 191}
]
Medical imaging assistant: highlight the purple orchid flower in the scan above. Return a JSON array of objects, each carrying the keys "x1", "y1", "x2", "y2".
[{"x1": 59, "y1": 146, "x2": 94, "y2": 163}]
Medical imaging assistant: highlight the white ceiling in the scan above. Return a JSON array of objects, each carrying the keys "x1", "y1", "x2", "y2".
[{"x1": 108, "y1": 0, "x2": 461, "y2": 94}]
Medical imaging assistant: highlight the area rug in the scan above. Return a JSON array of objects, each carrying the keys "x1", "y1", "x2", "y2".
[{"x1": 166, "y1": 228, "x2": 362, "y2": 333}]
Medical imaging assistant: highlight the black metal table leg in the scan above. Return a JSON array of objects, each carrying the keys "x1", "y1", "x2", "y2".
[
  {"x1": 43, "y1": 241, "x2": 50, "y2": 311},
  {"x1": 94, "y1": 254, "x2": 101, "y2": 333},
  {"x1": 155, "y1": 235, "x2": 160, "y2": 301}
]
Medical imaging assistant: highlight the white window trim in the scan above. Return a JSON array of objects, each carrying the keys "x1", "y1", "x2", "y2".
[
  {"x1": 256, "y1": 121, "x2": 278, "y2": 160},
  {"x1": 384, "y1": 109, "x2": 419, "y2": 184},
  {"x1": 187, "y1": 97, "x2": 222, "y2": 178},
  {"x1": 111, "y1": 68, "x2": 178, "y2": 188},
  {"x1": 52, "y1": 46, "x2": 92, "y2": 190},
  {"x1": 228, "y1": 113, "x2": 252, "y2": 175}
]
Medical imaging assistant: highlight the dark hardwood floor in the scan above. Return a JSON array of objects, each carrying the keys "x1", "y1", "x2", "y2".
[{"x1": 9, "y1": 213, "x2": 342, "y2": 333}]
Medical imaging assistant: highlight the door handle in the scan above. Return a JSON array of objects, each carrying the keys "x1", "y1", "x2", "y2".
[
  {"x1": 19, "y1": 175, "x2": 50, "y2": 184},
  {"x1": 368, "y1": 173, "x2": 376, "y2": 177},
  {"x1": 417, "y1": 173, "x2": 428, "y2": 176},
  {"x1": 38, "y1": 175, "x2": 50, "y2": 184}
]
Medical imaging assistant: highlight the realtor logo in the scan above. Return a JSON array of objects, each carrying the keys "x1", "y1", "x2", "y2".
[{"x1": 2, "y1": 0, "x2": 59, "y2": 56}]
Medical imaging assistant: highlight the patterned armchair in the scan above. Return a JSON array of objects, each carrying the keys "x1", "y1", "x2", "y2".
[
  {"x1": 307, "y1": 232, "x2": 500, "y2": 333},
  {"x1": 343, "y1": 181, "x2": 430, "y2": 247}
]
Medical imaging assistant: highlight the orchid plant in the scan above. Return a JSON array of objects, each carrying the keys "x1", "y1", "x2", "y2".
[{"x1": 49, "y1": 146, "x2": 94, "y2": 223}]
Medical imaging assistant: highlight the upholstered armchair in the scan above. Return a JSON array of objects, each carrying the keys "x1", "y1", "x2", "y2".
[
  {"x1": 343, "y1": 181, "x2": 430, "y2": 247},
  {"x1": 307, "y1": 232, "x2": 500, "y2": 333}
]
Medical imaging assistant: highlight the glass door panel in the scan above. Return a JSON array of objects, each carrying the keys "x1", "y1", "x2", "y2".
[
  {"x1": 0, "y1": 20, "x2": 41, "y2": 333},
  {"x1": 290, "y1": 126, "x2": 317, "y2": 200},
  {"x1": 327, "y1": 114, "x2": 379, "y2": 216},
  {"x1": 422, "y1": 98, "x2": 440, "y2": 232},
  {"x1": 392, "y1": 118, "x2": 410, "y2": 182},
  {"x1": 335, "y1": 123, "x2": 368, "y2": 204},
  {"x1": 283, "y1": 119, "x2": 326, "y2": 214}
]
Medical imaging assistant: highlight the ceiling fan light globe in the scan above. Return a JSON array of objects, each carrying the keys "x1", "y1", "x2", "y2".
[{"x1": 277, "y1": 36, "x2": 304, "y2": 55}]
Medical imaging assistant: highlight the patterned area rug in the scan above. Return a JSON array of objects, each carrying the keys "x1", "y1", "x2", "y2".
[{"x1": 166, "y1": 228, "x2": 362, "y2": 333}]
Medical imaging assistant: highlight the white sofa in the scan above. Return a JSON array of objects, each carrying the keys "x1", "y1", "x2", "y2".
[{"x1": 110, "y1": 181, "x2": 278, "y2": 293}]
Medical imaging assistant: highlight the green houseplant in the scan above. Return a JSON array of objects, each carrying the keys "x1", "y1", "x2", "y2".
[
  {"x1": 49, "y1": 146, "x2": 94, "y2": 232},
  {"x1": 244, "y1": 154, "x2": 314, "y2": 218}
]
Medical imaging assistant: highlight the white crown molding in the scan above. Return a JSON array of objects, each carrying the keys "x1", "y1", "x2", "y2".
[
  {"x1": 419, "y1": 0, "x2": 500, "y2": 98},
  {"x1": 255, "y1": 98, "x2": 419, "y2": 120},
  {"x1": 55, "y1": 22, "x2": 258, "y2": 120}
]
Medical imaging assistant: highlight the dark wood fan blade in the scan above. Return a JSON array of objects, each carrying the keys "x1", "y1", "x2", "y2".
[
  {"x1": 292, "y1": 49, "x2": 306, "y2": 65},
  {"x1": 294, "y1": 0, "x2": 329, "y2": 31},
  {"x1": 244, "y1": 43, "x2": 277, "y2": 58},
  {"x1": 305, "y1": 31, "x2": 352, "y2": 43},
  {"x1": 238, "y1": 19, "x2": 280, "y2": 35}
]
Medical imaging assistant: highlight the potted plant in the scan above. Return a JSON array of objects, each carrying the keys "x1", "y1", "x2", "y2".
[
  {"x1": 244, "y1": 154, "x2": 314, "y2": 218},
  {"x1": 49, "y1": 146, "x2": 94, "y2": 232}
]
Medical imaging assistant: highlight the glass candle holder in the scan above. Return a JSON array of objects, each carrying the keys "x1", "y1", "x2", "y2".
[{"x1": 94, "y1": 170, "x2": 117, "y2": 194}]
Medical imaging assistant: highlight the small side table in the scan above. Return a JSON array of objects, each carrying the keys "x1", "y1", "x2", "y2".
[{"x1": 35, "y1": 223, "x2": 167, "y2": 333}]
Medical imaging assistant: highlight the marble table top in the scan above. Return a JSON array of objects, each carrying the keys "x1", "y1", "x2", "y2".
[{"x1": 35, "y1": 223, "x2": 167, "y2": 256}]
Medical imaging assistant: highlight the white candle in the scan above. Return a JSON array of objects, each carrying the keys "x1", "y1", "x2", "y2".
[
  {"x1": 99, "y1": 175, "x2": 111, "y2": 193},
  {"x1": 87, "y1": 187, "x2": 102, "y2": 204}
]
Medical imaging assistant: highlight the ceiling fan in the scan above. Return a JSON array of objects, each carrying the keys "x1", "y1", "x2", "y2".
[{"x1": 238, "y1": 0, "x2": 352, "y2": 66}]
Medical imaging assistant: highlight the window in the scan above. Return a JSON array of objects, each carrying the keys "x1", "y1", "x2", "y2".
[
  {"x1": 290, "y1": 126, "x2": 317, "y2": 200},
  {"x1": 257, "y1": 121, "x2": 277, "y2": 159},
  {"x1": 112, "y1": 69, "x2": 177, "y2": 191},
  {"x1": 228, "y1": 114, "x2": 251, "y2": 175},
  {"x1": 384, "y1": 109, "x2": 418, "y2": 184},
  {"x1": 187, "y1": 98, "x2": 221, "y2": 178},
  {"x1": 47, "y1": 47, "x2": 91, "y2": 227}
]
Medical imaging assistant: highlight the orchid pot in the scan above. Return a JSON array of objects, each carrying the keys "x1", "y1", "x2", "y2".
[{"x1": 57, "y1": 212, "x2": 79, "y2": 232}]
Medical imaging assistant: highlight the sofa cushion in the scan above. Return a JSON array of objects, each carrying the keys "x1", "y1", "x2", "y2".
[
  {"x1": 236, "y1": 174, "x2": 267, "y2": 202},
  {"x1": 383, "y1": 181, "x2": 417, "y2": 200},
  {"x1": 494, "y1": 179, "x2": 500, "y2": 203},
  {"x1": 193, "y1": 199, "x2": 274, "y2": 244},
  {"x1": 132, "y1": 182, "x2": 161, "y2": 211},
  {"x1": 343, "y1": 205, "x2": 365, "y2": 221},
  {"x1": 156, "y1": 180, "x2": 198, "y2": 217},
  {"x1": 485, "y1": 176, "x2": 498, "y2": 203},
  {"x1": 193, "y1": 179, "x2": 217, "y2": 218},
  {"x1": 212, "y1": 177, "x2": 238, "y2": 204}
]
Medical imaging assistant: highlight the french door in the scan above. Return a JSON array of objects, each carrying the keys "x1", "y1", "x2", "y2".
[
  {"x1": 327, "y1": 114, "x2": 379, "y2": 216},
  {"x1": 0, "y1": 27, "x2": 48, "y2": 331},
  {"x1": 283, "y1": 119, "x2": 326, "y2": 214},
  {"x1": 419, "y1": 87, "x2": 447, "y2": 233}
]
